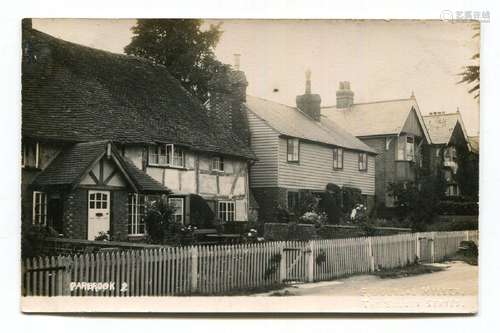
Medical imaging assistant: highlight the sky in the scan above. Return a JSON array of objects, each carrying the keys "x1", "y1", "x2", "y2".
[{"x1": 33, "y1": 19, "x2": 480, "y2": 136}]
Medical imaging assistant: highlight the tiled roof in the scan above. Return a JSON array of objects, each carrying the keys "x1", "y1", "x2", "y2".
[
  {"x1": 321, "y1": 98, "x2": 430, "y2": 143},
  {"x1": 22, "y1": 29, "x2": 255, "y2": 160},
  {"x1": 469, "y1": 136, "x2": 479, "y2": 154},
  {"x1": 245, "y1": 96, "x2": 376, "y2": 154},
  {"x1": 33, "y1": 141, "x2": 169, "y2": 193},
  {"x1": 423, "y1": 112, "x2": 469, "y2": 145}
]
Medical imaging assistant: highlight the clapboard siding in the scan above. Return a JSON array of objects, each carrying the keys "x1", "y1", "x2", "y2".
[
  {"x1": 247, "y1": 110, "x2": 279, "y2": 187},
  {"x1": 277, "y1": 138, "x2": 375, "y2": 195}
]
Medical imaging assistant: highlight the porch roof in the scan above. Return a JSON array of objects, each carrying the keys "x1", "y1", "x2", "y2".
[{"x1": 32, "y1": 141, "x2": 169, "y2": 193}]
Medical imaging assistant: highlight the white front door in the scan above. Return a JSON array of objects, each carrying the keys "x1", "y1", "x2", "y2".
[{"x1": 88, "y1": 190, "x2": 110, "y2": 240}]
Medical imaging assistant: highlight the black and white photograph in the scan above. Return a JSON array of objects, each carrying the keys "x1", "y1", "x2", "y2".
[{"x1": 19, "y1": 17, "x2": 480, "y2": 313}]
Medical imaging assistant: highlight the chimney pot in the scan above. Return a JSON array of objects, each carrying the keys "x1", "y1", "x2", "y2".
[
  {"x1": 336, "y1": 81, "x2": 354, "y2": 108},
  {"x1": 296, "y1": 70, "x2": 321, "y2": 121}
]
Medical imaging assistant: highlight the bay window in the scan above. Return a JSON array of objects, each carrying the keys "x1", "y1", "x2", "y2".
[
  {"x1": 148, "y1": 144, "x2": 184, "y2": 167},
  {"x1": 218, "y1": 201, "x2": 235, "y2": 223},
  {"x1": 128, "y1": 193, "x2": 146, "y2": 235},
  {"x1": 333, "y1": 147, "x2": 343, "y2": 169},
  {"x1": 287, "y1": 138, "x2": 300, "y2": 162},
  {"x1": 32, "y1": 191, "x2": 47, "y2": 225}
]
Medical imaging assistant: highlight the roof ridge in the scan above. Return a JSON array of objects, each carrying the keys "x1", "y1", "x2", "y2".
[
  {"x1": 321, "y1": 97, "x2": 413, "y2": 109},
  {"x1": 423, "y1": 112, "x2": 460, "y2": 118},
  {"x1": 246, "y1": 95, "x2": 296, "y2": 109}
]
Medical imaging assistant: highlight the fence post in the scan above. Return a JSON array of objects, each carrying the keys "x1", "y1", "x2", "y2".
[
  {"x1": 367, "y1": 237, "x2": 375, "y2": 272},
  {"x1": 307, "y1": 241, "x2": 314, "y2": 282},
  {"x1": 62, "y1": 256, "x2": 72, "y2": 296},
  {"x1": 191, "y1": 246, "x2": 198, "y2": 293},
  {"x1": 415, "y1": 233, "x2": 421, "y2": 262},
  {"x1": 279, "y1": 243, "x2": 286, "y2": 283},
  {"x1": 429, "y1": 238, "x2": 435, "y2": 264},
  {"x1": 465, "y1": 230, "x2": 470, "y2": 241}
]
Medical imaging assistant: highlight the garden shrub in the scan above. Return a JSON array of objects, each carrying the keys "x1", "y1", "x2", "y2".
[
  {"x1": 341, "y1": 186, "x2": 363, "y2": 214},
  {"x1": 22, "y1": 224, "x2": 59, "y2": 258},
  {"x1": 144, "y1": 195, "x2": 177, "y2": 243},
  {"x1": 189, "y1": 194, "x2": 215, "y2": 228},
  {"x1": 436, "y1": 201, "x2": 478, "y2": 216}
]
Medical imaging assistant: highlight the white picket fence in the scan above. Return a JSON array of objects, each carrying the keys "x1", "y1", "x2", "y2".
[{"x1": 22, "y1": 230, "x2": 478, "y2": 296}]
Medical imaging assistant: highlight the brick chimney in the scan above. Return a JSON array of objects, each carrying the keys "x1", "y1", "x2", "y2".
[
  {"x1": 336, "y1": 81, "x2": 354, "y2": 108},
  {"x1": 207, "y1": 54, "x2": 250, "y2": 145},
  {"x1": 296, "y1": 70, "x2": 322, "y2": 121}
]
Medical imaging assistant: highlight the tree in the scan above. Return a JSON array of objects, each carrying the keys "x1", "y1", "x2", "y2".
[
  {"x1": 124, "y1": 19, "x2": 228, "y2": 102},
  {"x1": 458, "y1": 23, "x2": 480, "y2": 100}
]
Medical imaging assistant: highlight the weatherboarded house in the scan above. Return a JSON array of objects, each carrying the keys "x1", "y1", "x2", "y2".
[
  {"x1": 22, "y1": 27, "x2": 255, "y2": 241},
  {"x1": 246, "y1": 74, "x2": 376, "y2": 222},
  {"x1": 322, "y1": 82, "x2": 431, "y2": 208}
]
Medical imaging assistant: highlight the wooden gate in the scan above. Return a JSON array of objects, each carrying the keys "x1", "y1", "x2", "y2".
[
  {"x1": 418, "y1": 236, "x2": 434, "y2": 263},
  {"x1": 282, "y1": 243, "x2": 310, "y2": 283}
]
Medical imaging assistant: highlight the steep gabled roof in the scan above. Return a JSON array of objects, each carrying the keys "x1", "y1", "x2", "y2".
[
  {"x1": 321, "y1": 98, "x2": 431, "y2": 143},
  {"x1": 22, "y1": 28, "x2": 255, "y2": 160},
  {"x1": 469, "y1": 135, "x2": 479, "y2": 154},
  {"x1": 423, "y1": 112, "x2": 469, "y2": 146},
  {"x1": 33, "y1": 141, "x2": 169, "y2": 193},
  {"x1": 245, "y1": 96, "x2": 376, "y2": 154}
]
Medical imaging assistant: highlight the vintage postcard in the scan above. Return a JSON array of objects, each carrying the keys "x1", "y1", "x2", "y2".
[{"x1": 20, "y1": 18, "x2": 480, "y2": 313}]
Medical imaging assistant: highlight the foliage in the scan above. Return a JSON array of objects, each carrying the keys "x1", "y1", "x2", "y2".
[
  {"x1": 296, "y1": 191, "x2": 320, "y2": 216},
  {"x1": 318, "y1": 184, "x2": 342, "y2": 224},
  {"x1": 387, "y1": 175, "x2": 445, "y2": 231},
  {"x1": 298, "y1": 211, "x2": 328, "y2": 227},
  {"x1": 275, "y1": 205, "x2": 291, "y2": 224},
  {"x1": 341, "y1": 186, "x2": 363, "y2": 214},
  {"x1": 144, "y1": 196, "x2": 178, "y2": 243},
  {"x1": 124, "y1": 19, "x2": 230, "y2": 102},
  {"x1": 436, "y1": 201, "x2": 478, "y2": 216},
  {"x1": 21, "y1": 224, "x2": 59, "y2": 258},
  {"x1": 94, "y1": 231, "x2": 110, "y2": 241},
  {"x1": 458, "y1": 23, "x2": 480, "y2": 100},
  {"x1": 189, "y1": 194, "x2": 215, "y2": 228}
]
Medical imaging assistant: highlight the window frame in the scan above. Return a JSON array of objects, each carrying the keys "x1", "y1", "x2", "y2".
[
  {"x1": 358, "y1": 152, "x2": 368, "y2": 171},
  {"x1": 396, "y1": 134, "x2": 416, "y2": 162},
  {"x1": 22, "y1": 141, "x2": 39, "y2": 169},
  {"x1": 148, "y1": 144, "x2": 185, "y2": 168},
  {"x1": 333, "y1": 147, "x2": 344, "y2": 170},
  {"x1": 127, "y1": 193, "x2": 147, "y2": 236},
  {"x1": 211, "y1": 156, "x2": 225, "y2": 172},
  {"x1": 286, "y1": 138, "x2": 300, "y2": 163},
  {"x1": 32, "y1": 191, "x2": 47, "y2": 225},
  {"x1": 218, "y1": 200, "x2": 235, "y2": 223},
  {"x1": 168, "y1": 197, "x2": 185, "y2": 225}
]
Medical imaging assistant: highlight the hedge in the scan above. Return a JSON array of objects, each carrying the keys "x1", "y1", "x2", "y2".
[{"x1": 436, "y1": 200, "x2": 478, "y2": 216}]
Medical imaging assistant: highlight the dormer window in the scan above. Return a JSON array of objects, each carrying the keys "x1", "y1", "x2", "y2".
[
  {"x1": 211, "y1": 156, "x2": 224, "y2": 172},
  {"x1": 148, "y1": 144, "x2": 184, "y2": 168},
  {"x1": 22, "y1": 141, "x2": 39, "y2": 169}
]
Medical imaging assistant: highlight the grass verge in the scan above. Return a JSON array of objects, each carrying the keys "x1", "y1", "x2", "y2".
[{"x1": 372, "y1": 263, "x2": 446, "y2": 279}]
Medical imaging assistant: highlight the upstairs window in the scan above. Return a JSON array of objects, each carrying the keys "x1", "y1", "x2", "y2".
[
  {"x1": 128, "y1": 193, "x2": 146, "y2": 235},
  {"x1": 218, "y1": 201, "x2": 235, "y2": 223},
  {"x1": 32, "y1": 191, "x2": 47, "y2": 225},
  {"x1": 397, "y1": 134, "x2": 415, "y2": 161},
  {"x1": 443, "y1": 146, "x2": 457, "y2": 163},
  {"x1": 148, "y1": 144, "x2": 185, "y2": 168},
  {"x1": 358, "y1": 152, "x2": 368, "y2": 171},
  {"x1": 169, "y1": 197, "x2": 185, "y2": 225},
  {"x1": 333, "y1": 147, "x2": 343, "y2": 170},
  {"x1": 22, "y1": 141, "x2": 39, "y2": 169},
  {"x1": 287, "y1": 138, "x2": 300, "y2": 162},
  {"x1": 211, "y1": 156, "x2": 224, "y2": 172}
]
